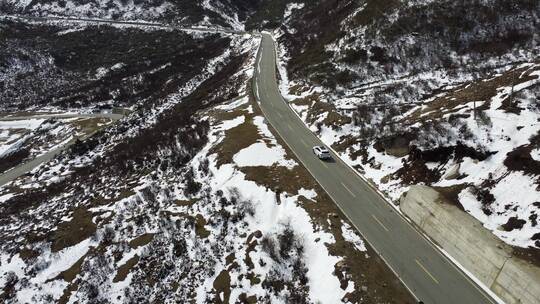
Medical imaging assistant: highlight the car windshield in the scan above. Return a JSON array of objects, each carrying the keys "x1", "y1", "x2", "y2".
[{"x1": 320, "y1": 147, "x2": 329, "y2": 153}]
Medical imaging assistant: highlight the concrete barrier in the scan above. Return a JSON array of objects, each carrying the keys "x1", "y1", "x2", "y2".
[{"x1": 400, "y1": 185, "x2": 540, "y2": 304}]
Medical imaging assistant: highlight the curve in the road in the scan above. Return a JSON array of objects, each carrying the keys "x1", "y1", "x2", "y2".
[
  {"x1": 0, "y1": 113, "x2": 123, "y2": 187},
  {"x1": 254, "y1": 32, "x2": 497, "y2": 304},
  {"x1": 2, "y1": 15, "x2": 247, "y2": 35}
]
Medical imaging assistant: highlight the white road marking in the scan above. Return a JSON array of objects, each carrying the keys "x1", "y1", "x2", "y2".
[
  {"x1": 341, "y1": 182, "x2": 356, "y2": 198},
  {"x1": 253, "y1": 34, "x2": 496, "y2": 304},
  {"x1": 372, "y1": 214, "x2": 390, "y2": 232},
  {"x1": 416, "y1": 259, "x2": 440, "y2": 285}
]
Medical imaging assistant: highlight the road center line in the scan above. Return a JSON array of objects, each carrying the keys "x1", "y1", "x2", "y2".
[
  {"x1": 415, "y1": 259, "x2": 440, "y2": 285},
  {"x1": 287, "y1": 124, "x2": 293, "y2": 131},
  {"x1": 277, "y1": 112, "x2": 283, "y2": 118},
  {"x1": 341, "y1": 182, "x2": 356, "y2": 197},
  {"x1": 371, "y1": 214, "x2": 389, "y2": 232},
  {"x1": 300, "y1": 139, "x2": 308, "y2": 147}
]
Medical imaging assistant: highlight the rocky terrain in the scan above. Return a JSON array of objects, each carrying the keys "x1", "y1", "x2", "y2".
[
  {"x1": 0, "y1": 4, "x2": 413, "y2": 303},
  {"x1": 274, "y1": 0, "x2": 540, "y2": 253},
  {"x1": 1, "y1": 0, "x2": 260, "y2": 29},
  {"x1": 2, "y1": 0, "x2": 539, "y2": 302}
]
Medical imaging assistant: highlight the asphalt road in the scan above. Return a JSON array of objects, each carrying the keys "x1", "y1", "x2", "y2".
[
  {"x1": 254, "y1": 33, "x2": 497, "y2": 304},
  {"x1": 2, "y1": 15, "x2": 246, "y2": 35},
  {"x1": 0, "y1": 113, "x2": 122, "y2": 187},
  {"x1": 0, "y1": 15, "x2": 497, "y2": 302},
  {"x1": 0, "y1": 113, "x2": 123, "y2": 121}
]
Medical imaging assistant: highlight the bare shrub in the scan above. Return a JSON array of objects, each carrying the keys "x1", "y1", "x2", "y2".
[{"x1": 477, "y1": 110, "x2": 493, "y2": 127}]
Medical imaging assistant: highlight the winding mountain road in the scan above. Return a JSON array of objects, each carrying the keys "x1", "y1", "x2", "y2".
[
  {"x1": 2, "y1": 15, "x2": 246, "y2": 34},
  {"x1": 254, "y1": 33, "x2": 497, "y2": 304},
  {"x1": 0, "y1": 113, "x2": 123, "y2": 187},
  {"x1": 1, "y1": 14, "x2": 499, "y2": 303}
]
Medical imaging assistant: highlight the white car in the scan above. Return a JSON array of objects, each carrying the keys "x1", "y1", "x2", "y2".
[{"x1": 312, "y1": 146, "x2": 331, "y2": 160}]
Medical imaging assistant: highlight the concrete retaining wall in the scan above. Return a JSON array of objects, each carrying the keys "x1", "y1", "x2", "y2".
[{"x1": 400, "y1": 185, "x2": 540, "y2": 304}]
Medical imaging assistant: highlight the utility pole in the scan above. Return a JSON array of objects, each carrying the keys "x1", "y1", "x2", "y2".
[
  {"x1": 472, "y1": 71, "x2": 478, "y2": 122},
  {"x1": 510, "y1": 69, "x2": 517, "y2": 103}
]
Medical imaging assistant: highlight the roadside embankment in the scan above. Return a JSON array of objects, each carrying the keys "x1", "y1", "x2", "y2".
[{"x1": 400, "y1": 185, "x2": 540, "y2": 304}]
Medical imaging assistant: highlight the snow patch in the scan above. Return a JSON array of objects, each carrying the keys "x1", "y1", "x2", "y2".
[
  {"x1": 233, "y1": 142, "x2": 295, "y2": 168},
  {"x1": 341, "y1": 221, "x2": 367, "y2": 252}
]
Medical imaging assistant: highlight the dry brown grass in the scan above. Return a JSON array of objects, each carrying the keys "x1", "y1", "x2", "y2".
[
  {"x1": 129, "y1": 233, "x2": 155, "y2": 249},
  {"x1": 18, "y1": 248, "x2": 39, "y2": 262},
  {"x1": 89, "y1": 189, "x2": 135, "y2": 207},
  {"x1": 405, "y1": 64, "x2": 539, "y2": 124},
  {"x1": 243, "y1": 231, "x2": 261, "y2": 272},
  {"x1": 113, "y1": 255, "x2": 140, "y2": 283},
  {"x1": 50, "y1": 207, "x2": 97, "y2": 253},
  {"x1": 241, "y1": 165, "x2": 315, "y2": 195},
  {"x1": 212, "y1": 270, "x2": 231, "y2": 303},
  {"x1": 204, "y1": 81, "x2": 414, "y2": 302},
  {"x1": 213, "y1": 117, "x2": 260, "y2": 167},
  {"x1": 195, "y1": 214, "x2": 210, "y2": 238},
  {"x1": 58, "y1": 282, "x2": 79, "y2": 304},
  {"x1": 174, "y1": 199, "x2": 195, "y2": 207},
  {"x1": 209, "y1": 98, "x2": 261, "y2": 167},
  {"x1": 70, "y1": 117, "x2": 113, "y2": 136},
  {"x1": 291, "y1": 94, "x2": 351, "y2": 128}
]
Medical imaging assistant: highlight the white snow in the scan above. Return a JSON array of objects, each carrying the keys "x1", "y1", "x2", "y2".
[
  {"x1": 215, "y1": 95, "x2": 249, "y2": 111},
  {"x1": 298, "y1": 188, "x2": 317, "y2": 200},
  {"x1": 219, "y1": 115, "x2": 245, "y2": 131},
  {"x1": 0, "y1": 119, "x2": 45, "y2": 130},
  {"x1": 201, "y1": 0, "x2": 244, "y2": 30},
  {"x1": 341, "y1": 221, "x2": 366, "y2": 252},
  {"x1": 29, "y1": 0, "x2": 174, "y2": 20},
  {"x1": 531, "y1": 148, "x2": 540, "y2": 162},
  {"x1": 0, "y1": 238, "x2": 97, "y2": 303},
  {"x1": 232, "y1": 115, "x2": 296, "y2": 169},
  {"x1": 4, "y1": 0, "x2": 32, "y2": 9},
  {"x1": 284, "y1": 3, "x2": 305, "y2": 20},
  {"x1": 187, "y1": 78, "x2": 355, "y2": 302},
  {"x1": 207, "y1": 157, "x2": 350, "y2": 303},
  {"x1": 0, "y1": 193, "x2": 15, "y2": 203},
  {"x1": 459, "y1": 171, "x2": 540, "y2": 248},
  {"x1": 0, "y1": 119, "x2": 47, "y2": 157},
  {"x1": 233, "y1": 142, "x2": 296, "y2": 168}
]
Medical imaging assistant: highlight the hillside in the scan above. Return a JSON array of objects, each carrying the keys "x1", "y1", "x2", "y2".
[
  {"x1": 0, "y1": 8, "x2": 413, "y2": 304},
  {"x1": 275, "y1": 0, "x2": 540, "y2": 252},
  {"x1": 0, "y1": 0, "x2": 261, "y2": 29},
  {"x1": 1, "y1": 0, "x2": 539, "y2": 302}
]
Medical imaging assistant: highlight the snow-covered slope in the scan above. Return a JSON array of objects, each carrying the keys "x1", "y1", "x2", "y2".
[
  {"x1": 0, "y1": 0, "x2": 259, "y2": 29},
  {"x1": 275, "y1": 0, "x2": 540, "y2": 251},
  {"x1": 0, "y1": 18, "x2": 412, "y2": 303}
]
